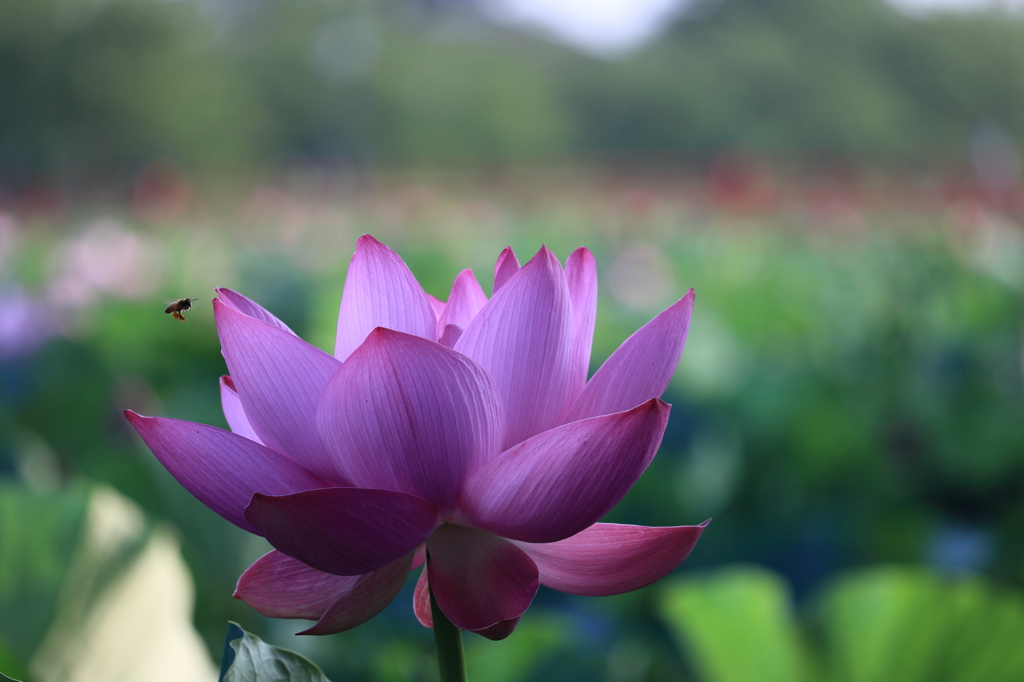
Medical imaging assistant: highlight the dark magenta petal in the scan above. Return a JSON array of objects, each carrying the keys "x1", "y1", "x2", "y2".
[
  {"x1": 492, "y1": 247, "x2": 520, "y2": 294},
  {"x1": 215, "y1": 288, "x2": 297, "y2": 335},
  {"x1": 564, "y1": 290, "x2": 694, "y2": 423},
  {"x1": 563, "y1": 247, "x2": 598, "y2": 409},
  {"x1": 235, "y1": 550, "x2": 359, "y2": 619},
  {"x1": 413, "y1": 567, "x2": 523, "y2": 640},
  {"x1": 317, "y1": 328, "x2": 503, "y2": 512},
  {"x1": 300, "y1": 554, "x2": 412, "y2": 635},
  {"x1": 244, "y1": 487, "x2": 438, "y2": 576},
  {"x1": 455, "y1": 246, "x2": 575, "y2": 449},
  {"x1": 334, "y1": 235, "x2": 437, "y2": 360},
  {"x1": 235, "y1": 550, "x2": 413, "y2": 636},
  {"x1": 472, "y1": 617, "x2": 521, "y2": 641},
  {"x1": 125, "y1": 412, "x2": 330, "y2": 534},
  {"x1": 219, "y1": 376, "x2": 262, "y2": 444},
  {"x1": 516, "y1": 521, "x2": 708, "y2": 596},
  {"x1": 214, "y1": 299, "x2": 344, "y2": 481},
  {"x1": 426, "y1": 524, "x2": 538, "y2": 631},
  {"x1": 459, "y1": 399, "x2": 670, "y2": 543}
]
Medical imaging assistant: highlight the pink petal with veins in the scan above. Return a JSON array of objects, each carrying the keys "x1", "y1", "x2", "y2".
[
  {"x1": 317, "y1": 329, "x2": 503, "y2": 512},
  {"x1": 412, "y1": 544, "x2": 427, "y2": 570},
  {"x1": 335, "y1": 235, "x2": 437, "y2": 360},
  {"x1": 516, "y1": 521, "x2": 708, "y2": 596},
  {"x1": 456, "y1": 247, "x2": 575, "y2": 449},
  {"x1": 438, "y1": 324, "x2": 464, "y2": 348},
  {"x1": 215, "y1": 288, "x2": 296, "y2": 335},
  {"x1": 492, "y1": 247, "x2": 520, "y2": 294},
  {"x1": 125, "y1": 412, "x2": 330, "y2": 534},
  {"x1": 437, "y1": 269, "x2": 487, "y2": 347},
  {"x1": 427, "y1": 294, "x2": 446, "y2": 320},
  {"x1": 565, "y1": 290, "x2": 694, "y2": 423},
  {"x1": 300, "y1": 553, "x2": 412, "y2": 635},
  {"x1": 459, "y1": 399, "x2": 670, "y2": 543},
  {"x1": 235, "y1": 550, "x2": 359, "y2": 619},
  {"x1": 413, "y1": 568, "x2": 432, "y2": 628},
  {"x1": 215, "y1": 300, "x2": 344, "y2": 482},
  {"x1": 235, "y1": 550, "x2": 413, "y2": 636},
  {"x1": 219, "y1": 376, "x2": 262, "y2": 444},
  {"x1": 563, "y1": 247, "x2": 598, "y2": 410}
]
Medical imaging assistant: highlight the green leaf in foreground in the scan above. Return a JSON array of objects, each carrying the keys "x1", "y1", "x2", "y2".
[
  {"x1": 1, "y1": 673, "x2": 24, "y2": 682},
  {"x1": 219, "y1": 622, "x2": 331, "y2": 682}
]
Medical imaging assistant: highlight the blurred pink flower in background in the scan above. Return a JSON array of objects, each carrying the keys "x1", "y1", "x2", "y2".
[{"x1": 126, "y1": 235, "x2": 703, "y2": 640}]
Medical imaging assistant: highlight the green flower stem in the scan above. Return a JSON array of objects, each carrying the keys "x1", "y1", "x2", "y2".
[{"x1": 429, "y1": 582, "x2": 467, "y2": 682}]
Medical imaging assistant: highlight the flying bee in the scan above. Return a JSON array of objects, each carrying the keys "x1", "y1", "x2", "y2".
[{"x1": 164, "y1": 297, "x2": 196, "y2": 322}]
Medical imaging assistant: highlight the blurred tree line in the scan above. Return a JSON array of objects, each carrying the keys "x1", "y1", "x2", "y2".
[{"x1": 3, "y1": 0, "x2": 1024, "y2": 182}]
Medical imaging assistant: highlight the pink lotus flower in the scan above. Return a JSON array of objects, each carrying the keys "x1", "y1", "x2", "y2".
[{"x1": 126, "y1": 235, "x2": 705, "y2": 640}]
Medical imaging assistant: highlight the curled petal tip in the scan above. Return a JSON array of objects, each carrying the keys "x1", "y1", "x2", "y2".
[
  {"x1": 365, "y1": 326, "x2": 404, "y2": 343},
  {"x1": 533, "y1": 244, "x2": 560, "y2": 265},
  {"x1": 568, "y1": 245, "x2": 595, "y2": 261},
  {"x1": 642, "y1": 397, "x2": 672, "y2": 414},
  {"x1": 356, "y1": 234, "x2": 383, "y2": 248},
  {"x1": 699, "y1": 518, "x2": 712, "y2": 527}
]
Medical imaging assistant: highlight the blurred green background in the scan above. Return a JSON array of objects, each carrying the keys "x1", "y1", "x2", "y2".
[{"x1": 2, "y1": 0, "x2": 1024, "y2": 680}]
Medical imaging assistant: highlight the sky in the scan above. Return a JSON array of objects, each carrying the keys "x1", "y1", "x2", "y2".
[{"x1": 483, "y1": 0, "x2": 1024, "y2": 54}]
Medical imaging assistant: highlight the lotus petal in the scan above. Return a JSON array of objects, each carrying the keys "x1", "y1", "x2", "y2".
[
  {"x1": 563, "y1": 247, "x2": 598, "y2": 408},
  {"x1": 244, "y1": 487, "x2": 438, "y2": 576},
  {"x1": 413, "y1": 567, "x2": 432, "y2": 628},
  {"x1": 516, "y1": 521, "x2": 708, "y2": 596},
  {"x1": 215, "y1": 288, "x2": 296, "y2": 335},
  {"x1": 300, "y1": 553, "x2": 412, "y2": 635},
  {"x1": 215, "y1": 300, "x2": 343, "y2": 481},
  {"x1": 426, "y1": 524, "x2": 538, "y2": 631},
  {"x1": 564, "y1": 291, "x2": 694, "y2": 422},
  {"x1": 471, "y1": 617, "x2": 521, "y2": 641},
  {"x1": 459, "y1": 399, "x2": 670, "y2": 543},
  {"x1": 438, "y1": 324, "x2": 464, "y2": 348},
  {"x1": 427, "y1": 294, "x2": 446, "y2": 320},
  {"x1": 219, "y1": 376, "x2": 262, "y2": 444},
  {"x1": 413, "y1": 568, "x2": 522, "y2": 640},
  {"x1": 335, "y1": 235, "x2": 437, "y2": 360},
  {"x1": 235, "y1": 550, "x2": 359, "y2": 619},
  {"x1": 437, "y1": 269, "x2": 487, "y2": 347},
  {"x1": 317, "y1": 329, "x2": 503, "y2": 512},
  {"x1": 125, "y1": 412, "x2": 329, "y2": 534},
  {"x1": 492, "y1": 247, "x2": 520, "y2": 294},
  {"x1": 456, "y1": 247, "x2": 574, "y2": 449}
]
